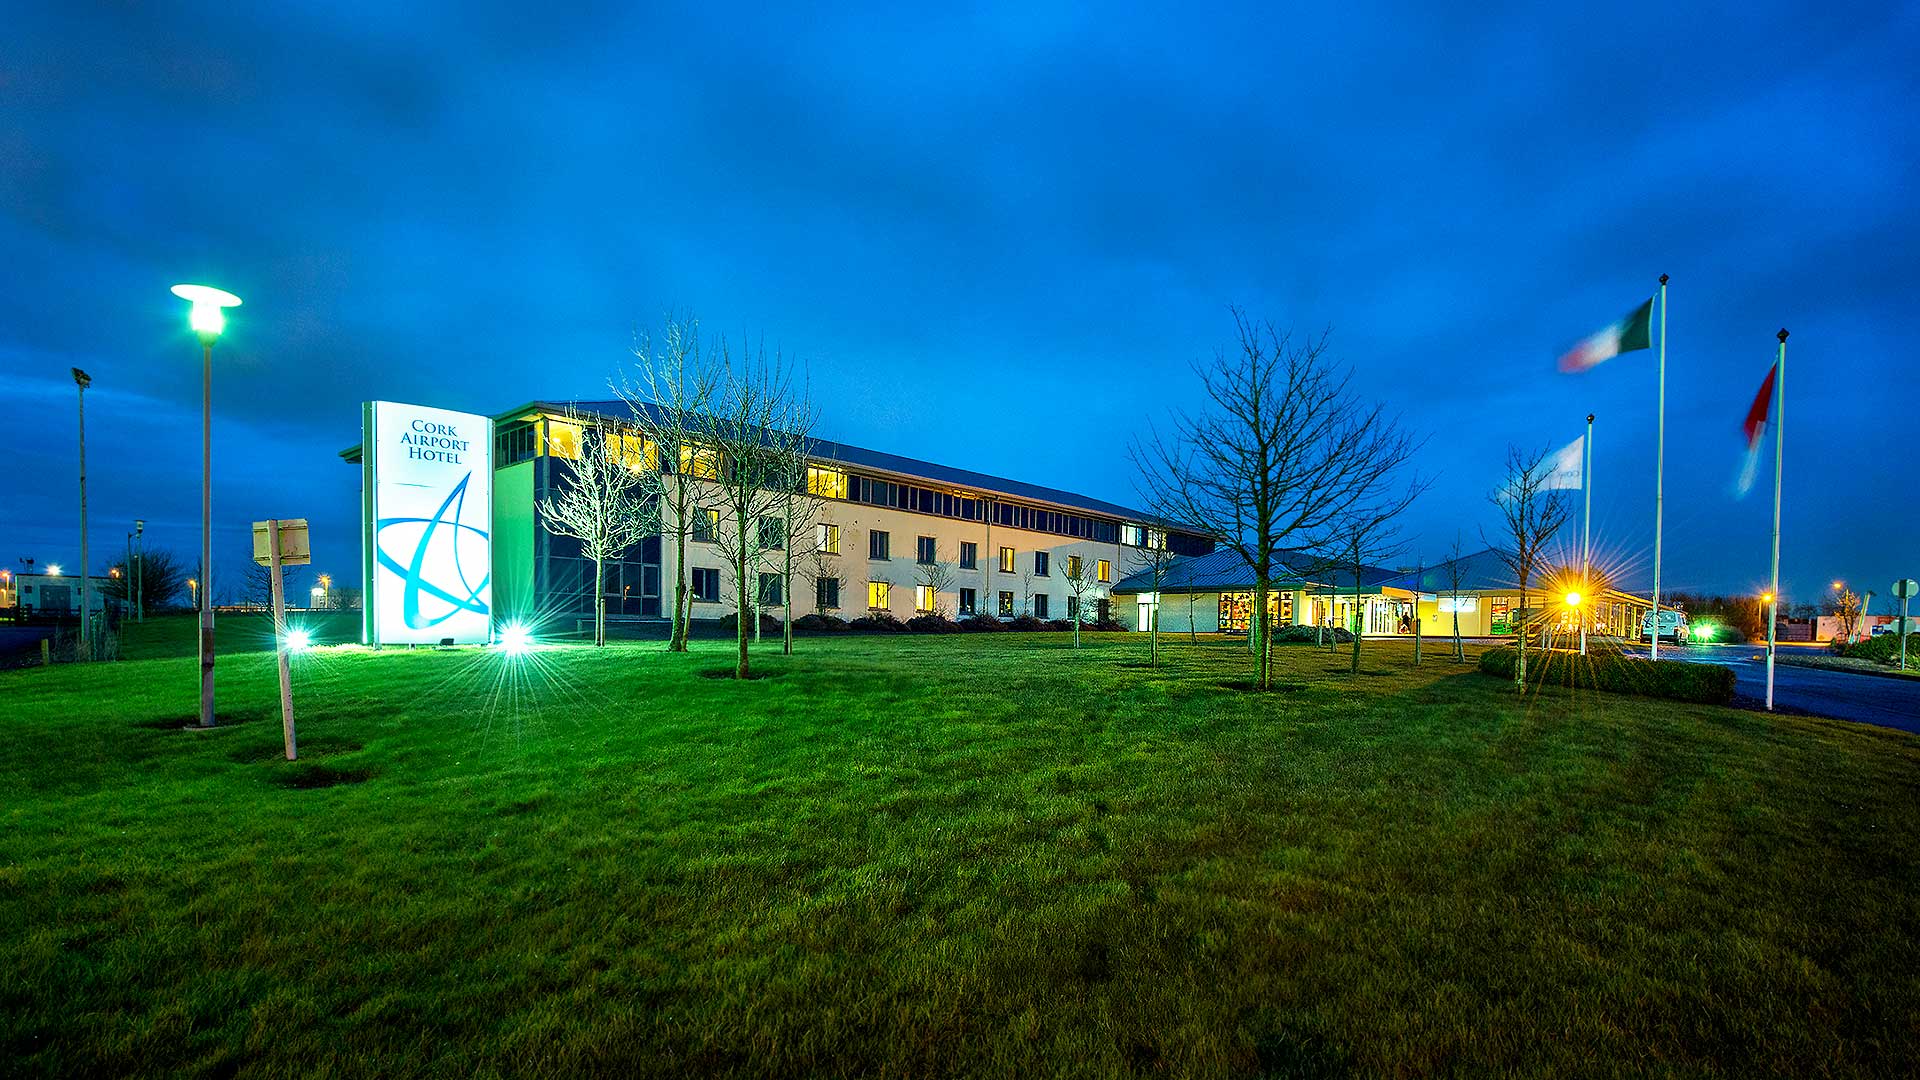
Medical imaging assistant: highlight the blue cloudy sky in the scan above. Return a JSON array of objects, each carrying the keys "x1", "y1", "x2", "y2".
[{"x1": 4, "y1": 2, "x2": 1916, "y2": 605}]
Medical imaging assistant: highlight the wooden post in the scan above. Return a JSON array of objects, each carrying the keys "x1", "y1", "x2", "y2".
[{"x1": 267, "y1": 519, "x2": 297, "y2": 761}]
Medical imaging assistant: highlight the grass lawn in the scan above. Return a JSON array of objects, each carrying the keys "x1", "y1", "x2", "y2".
[{"x1": 4, "y1": 617, "x2": 1918, "y2": 1077}]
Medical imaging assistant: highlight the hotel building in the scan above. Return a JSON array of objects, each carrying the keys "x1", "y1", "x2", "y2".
[{"x1": 346, "y1": 400, "x2": 1214, "y2": 633}]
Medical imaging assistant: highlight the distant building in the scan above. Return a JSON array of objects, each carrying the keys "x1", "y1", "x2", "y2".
[{"x1": 9, "y1": 572, "x2": 113, "y2": 616}]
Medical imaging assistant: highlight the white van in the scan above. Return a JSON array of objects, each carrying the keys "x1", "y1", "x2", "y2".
[{"x1": 1640, "y1": 609, "x2": 1690, "y2": 645}]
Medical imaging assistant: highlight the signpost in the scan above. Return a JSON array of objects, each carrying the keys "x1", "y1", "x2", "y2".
[
  {"x1": 253, "y1": 519, "x2": 311, "y2": 761},
  {"x1": 1895, "y1": 579, "x2": 1918, "y2": 672}
]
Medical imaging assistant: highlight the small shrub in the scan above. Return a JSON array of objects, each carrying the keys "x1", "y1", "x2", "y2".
[
  {"x1": 1270, "y1": 625, "x2": 1354, "y2": 645},
  {"x1": 960, "y1": 615, "x2": 1007, "y2": 632},
  {"x1": 1478, "y1": 646, "x2": 1735, "y2": 705},
  {"x1": 717, "y1": 611, "x2": 784, "y2": 634},
  {"x1": 906, "y1": 614, "x2": 963, "y2": 634},
  {"x1": 1089, "y1": 617, "x2": 1128, "y2": 633},
  {"x1": 1007, "y1": 615, "x2": 1048, "y2": 632},
  {"x1": 849, "y1": 612, "x2": 909, "y2": 633},
  {"x1": 1836, "y1": 632, "x2": 1915, "y2": 665},
  {"x1": 793, "y1": 613, "x2": 850, "y2": 632},
  {"x1": 1044, "y1": 619, "x2": 1074, "y2": 633}
]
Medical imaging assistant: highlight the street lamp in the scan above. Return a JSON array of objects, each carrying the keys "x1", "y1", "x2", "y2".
[
  {"x1": 173, "y1": 283, "x2": 241, "y2": 728},
  {"x1": 73, "y1": 367, "x2": 92, "y2": 659}
]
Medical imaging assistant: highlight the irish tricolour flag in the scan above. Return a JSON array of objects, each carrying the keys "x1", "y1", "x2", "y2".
[{"x1": 1558, "y1": 297, "x2": 1655, "y2": 373}]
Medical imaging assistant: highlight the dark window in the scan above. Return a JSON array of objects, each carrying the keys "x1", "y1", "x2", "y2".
[
  {"x1": 916, "y1": 536, "x2": 936, "y2": 564},
  {"x1": 959, "y1": 542, "x2": 977, "y2": 569},
  {"x1": 1067, "y1": 595, "x2": 1079, "y2": 620},
  {"x1": 691, "y1": 567, "x2": 720, "y2": 601},
  {"x1": 998, "y1": 591, "x2": 1015, "y2": 616},
  {"x1": 1033, "y1": 594, "x2": 1050, "y2": 619},
  {"x1": 759, "y1": 516, "x2": 784, "y2": 550},
  {"x1": 1034, "y1": 552, "x2": 1049, "y2": 577},
  {"x1": 869, "y1": 530, "x2": 890, "y2": 559},
  {"x1": 758, "y1": 573, "x2": 783, "y2": 606},
  {"x1": 817, "y1": 577, "x2": 840, "y2": 610},
  {"x1": 641, "y1": 564, "x2": 661, "y2": 598},
  {"x1": 959, "y1": 587, "x2": 977, "y2": 615},
  {"x1": 494, "y1": 424, "x2": 536, "y2": 466}
]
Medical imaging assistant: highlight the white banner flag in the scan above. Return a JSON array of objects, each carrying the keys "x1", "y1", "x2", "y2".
[{"x1": 1542, "y1": 435, "x2": 1584, "y2": 490}]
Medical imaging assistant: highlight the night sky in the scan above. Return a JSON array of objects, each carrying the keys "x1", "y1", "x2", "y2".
[{"x1": 5, "y1": 3, "x2": 1916, "y2": 608}]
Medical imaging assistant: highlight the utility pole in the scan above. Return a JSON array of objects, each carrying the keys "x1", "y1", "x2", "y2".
[{"x1": 74, "y1": 368, "x2": 92, "y2": 660}]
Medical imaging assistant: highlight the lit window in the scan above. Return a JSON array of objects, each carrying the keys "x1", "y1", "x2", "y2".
[
  {"x1": 678, "y1": 443, "x2": 720, "y2": 480},
  {"x1": 1065, "y1": 555, "x2": 1082, "y2": 578},
  {"x1": 868, "y1": 581, "x2": 891, "y2": 610},
  {"x1": 611, "y1": 433, "x2": 657, "y2": 470},
  {"x1": 817, "y1": 523, "x2": 840, "y2": 555},
  {"x1": 543, "y1": 420, "x2": 582, "y2": 460},
  {"x1": 999, "y1": 547, "x2": 1015, "y2": 573},
  {"x1": 998, "y1": 590, "x2": 1015, "y2": 616},
  {"x1": 691, "y1": 508, "x2": 719, "y2": 543},
  {"x1": 915, "y1": 585, "x2": 936, "y2": 613},
  {"x1": 1097, "y1": 559, "x2": 1111, "y2": 583},
  {"x1": 806, "y1": 466, "x2": 848, "y2": 499}
]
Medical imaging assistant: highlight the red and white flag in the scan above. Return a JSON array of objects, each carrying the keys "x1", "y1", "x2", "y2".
[{"x1": 1737, "y1": 362, "x2": 1778, "y2": 497}]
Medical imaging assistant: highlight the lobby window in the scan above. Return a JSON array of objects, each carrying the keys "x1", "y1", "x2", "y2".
[
  {"x1": 612, "y1": 433, "x2": 657, "y2": 471},
  {"x1": 959, "y1": 587, "x2": 977, "y2": 615},
  {"x1": 691, "y1": 507, "x2": 719, "y2": 543},
  {"x1": 868, "y1": 581, "x2": 891, "y2": 610},
  {"x1": 1065, "y1": 554, "x2": 1082, "y2": 578},
  {"x1": 1096, "y1": 559, "x2": 1111, "y2": 583},
  {"x1": 959, "y1": 542, "x2": 977, "y2": 570},
  {"x1": 998, "y1": 591, "x2": 1015, "y2": 616},
  {"x1": 1033, "y1": 594, "x2": 1050, "y2": 619},
  {"x1": 999, "y1": 546, "x2": 1015, "y2": 573},
  {"x1": 691, "y1": 567, "x2": 721, "y2": 602},
  {"x1": 542, "y1": 419, "x2": 582, "y2": 460},
  {"x1": 817, "y1": 523, "x2": 840, "y2": 555},
  {"x1": 678, "y1": 443, "x2": 720, "y2": 480},
  {"x1": 495, "y1": 425, "x2": 536, "y2": 466},
  {"x1": 916, "y1": 536, "x2": 937, "y2": 564},
  {"x1": 817, "y1": 577, "x2": 840, "y2": 610},
  {"x1": 869, "y1": 530, "x2": 890, "y2": 560},
  {"x1": 915, "y1": 585, "x2": 936, "y2": 613},
  {"x1": 807, "y1": 466, "x2": 849, "y2": 500},
  {"x1": 758, "y1": 573, "x2": 783, "y2": 606},
  {"x1": 759, "y1": 516, "x2": 784, "y2": 550},
  {"x1": 1034, "y1": 552, "x2": 1049, "y2": 577}
]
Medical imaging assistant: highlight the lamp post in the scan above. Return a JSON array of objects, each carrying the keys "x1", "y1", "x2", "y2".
[
  {"x1": 73, "y1": 367, "x2": 92, "y2": 660},
  {"x1": 134, "y1": 519, "x2": 144, "y2": 621},
  {"x1": 172, "y1": 283, "x2": 242, "y2": 728}
]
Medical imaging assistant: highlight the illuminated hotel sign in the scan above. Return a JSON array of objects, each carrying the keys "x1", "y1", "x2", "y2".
[{"x1": 360, "y1": 401, "x2": 493, "y2": 645}]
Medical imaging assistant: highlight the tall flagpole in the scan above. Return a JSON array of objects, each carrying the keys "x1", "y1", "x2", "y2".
[
  {"x1": 1766, "y1": 329, "x2": 1788, "y2": 710},
  {"x1": 1650, "y1": 273, "x2": 1668, "y2": 660},
  {"x1": 1581, "y1": 412, "x2": 1593, "y2": 656}
]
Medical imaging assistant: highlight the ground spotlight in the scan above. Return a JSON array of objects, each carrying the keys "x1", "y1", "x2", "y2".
[
  {"x1": 498, "y1": 623, "x2": 533, "y2": 655},
  {"x1": 285, "y1": 629, "x2": 312, "y2": 651}
]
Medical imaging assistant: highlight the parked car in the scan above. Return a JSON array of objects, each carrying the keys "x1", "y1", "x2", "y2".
[{"x1": 1641, "y1": 609, "x2": 1690, "y2": 645}]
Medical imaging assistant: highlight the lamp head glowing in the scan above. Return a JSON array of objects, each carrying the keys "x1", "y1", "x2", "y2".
[
  {"x1": 1564, "y1": 591, "x2": 1582, "y2": 607},
  {"x1": 170, "y1": 284, "x2": 242, "y2": 343},
  {"x1": 47, "y1": 564, "x2": 62, "y2": 576},
  {"x1": 285, "y1": 629, "x2": 312, "y2": 651},
  {"x1": 498, "y1": 623, "x2": 533, "y2": 655},
  {"x1": 1762, "y1": 592, "x2": 1774, "y2": 603}
]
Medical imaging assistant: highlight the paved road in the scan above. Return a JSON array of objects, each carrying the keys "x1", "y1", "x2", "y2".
[{"x1": 1619, "y1": 642, "x2": 1920, "y2": 733}]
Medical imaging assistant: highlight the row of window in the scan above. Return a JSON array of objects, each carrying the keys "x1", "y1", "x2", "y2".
[
  {"x1": 503, "y1": 416, "x2": 1211, "y2": 554},
  {"x1": 685, "y1": 569, "x2": 1094, "y2": 620}
]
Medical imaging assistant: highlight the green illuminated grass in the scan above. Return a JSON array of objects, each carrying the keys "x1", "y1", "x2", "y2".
[{"x1": 3, "y1": 617, "x2": 1917, "y2": 1077}]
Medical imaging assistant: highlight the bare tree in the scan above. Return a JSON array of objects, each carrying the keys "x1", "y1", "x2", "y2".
[
  {"x1": 1133, "y1": 311, "x2": 1423, "y2": 690},
  {"x1": 1484, "y1": 445, "x2": 1571, "y2": 692},
  {"x1": 1440, "y1": 532, "x2": 1470, "y2": 662},
  {"x1": 915, "y1": 544, "x2": 957, "y2": 619},
  {"x1": 692, "y1": 337, "x2": 815, "y2": 679},
  {"x1": 1125, "y1": 526, "x2": 1179, "y2": 665},
  {"x1": 536, "y1": 408, "x2": 661, "y2": 646},
  {"x1": 1060, "y1": 555, "x2": 1101, "y2": 647},
  {"x1": 1832, "y1": 587, "x2": 1863, "y2": 644},
  {"x1": 769, "y1": 424, "x2": 824, "y2": 654},
  {"x1": 617, "y1": 316, "x2": 719, "y2": 652},
  {"x1": 800, "y1": 512, "x2": 849, "y2": 620}
]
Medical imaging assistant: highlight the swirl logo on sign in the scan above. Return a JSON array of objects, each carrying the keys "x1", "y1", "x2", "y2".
[{"x1": 376, "y1": 472, "x2": 490, "y2": 630}]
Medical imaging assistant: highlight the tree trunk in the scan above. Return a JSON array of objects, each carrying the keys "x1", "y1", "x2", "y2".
[
  {"x1": 1349, "y1": 580, "x2": 1362, "y2": 675},
  {"x1": 671, "y1": 498, "x2": 690, "y2": 652},
  {"x1": 1252, "y1": 577, "x2": 1271, "y2": 688},
  {"x1": 1149, "y1": 599, "x2": 1159, "y2": 665},
  {"x1": 782, "y1": 513, "x2": 794, "y2": 656},
  {"x1": 1515, "y1": 581, "x2": 1529, "y2": 692},
  {"x1": 594, "y1": 553, "x2": 606, "y2": 646},
  {"x1": 1452, "y1": 606, "x2": 1462, "y2": 662},
  {"x1": 735, "y1": 517, "x2": 751, "y2": 680}
]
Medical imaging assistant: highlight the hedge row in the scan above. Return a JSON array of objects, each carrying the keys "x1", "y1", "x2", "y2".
[
  {"x1": 1478, "y1": 645, "x2": 1736, "y2": 705},
  {"x1": 1832, "y1": 631, "x2": 1916, "y2": 666},
  {"x1": 789, "y1": 612, "x2": 1128, "y2": 635}
]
